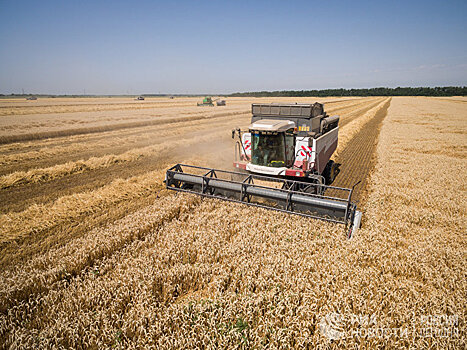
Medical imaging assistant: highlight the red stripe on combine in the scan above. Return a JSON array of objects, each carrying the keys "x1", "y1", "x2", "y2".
[
  {"x1": 285, "y1": 169, "x2": 304, "y2": 177},
  {"x1": 233, "y1": 162, "x2": 247, "y2": 170}
]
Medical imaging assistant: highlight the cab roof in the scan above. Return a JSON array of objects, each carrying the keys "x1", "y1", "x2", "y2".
[{"x1": 249, "y1": 119, "x2": 295, "y2": 132}]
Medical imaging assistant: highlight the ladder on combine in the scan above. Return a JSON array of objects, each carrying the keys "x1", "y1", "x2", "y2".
[{"x1": 165, "y1": 164, "x2": 362, "y2": 238}]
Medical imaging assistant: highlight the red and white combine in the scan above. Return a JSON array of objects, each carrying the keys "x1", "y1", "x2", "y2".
[
  {"x1": 166, "y1": 103, "x2": 362, "y2": 237},
  {"x1": 233, "y1": 103, "x2": 340, "y2": 186}
]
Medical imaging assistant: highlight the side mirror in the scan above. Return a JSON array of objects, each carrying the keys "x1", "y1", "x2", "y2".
[{"x1": 232, "y1": 127, "x2": 241, "y2": 139}]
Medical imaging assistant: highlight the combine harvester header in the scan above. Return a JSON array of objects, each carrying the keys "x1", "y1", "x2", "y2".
[
  {"x1": 165, "y1": 102, "x2": 362, "y2": 237},
  {"x1": 166, "y1": 164, "x2": 362, "y2": 237}
]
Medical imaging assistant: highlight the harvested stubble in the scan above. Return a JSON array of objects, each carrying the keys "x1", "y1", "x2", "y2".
[
  {"x1": 1, "y1": 97, "x2": 464, "y2": 348},
  {"x1": 0, "y1": 98, "x2": 377, "y2": 186},
  {"x1": 0, "y1": 110, "x2": 249, "y2": 168},
  {"x1": 333, "y1": 97, "x2": 390, "y2": 157},
  {"x1": 0, "y1": 122, "x2": 240, "y2": 189},
  {"x1": 0, "y1": 97, "x2": 366, "y2": 166},
  {"x1": 0, "y1": 96, "x2": 358, "y2": 117},
  {"x1": 0, "y1": 109, "x2": 250, "y2": 145},
  {"x1": 331, "y1": 98, "x2": 392, "y2": 202},
  {"x1": 0, "y1": 169, "x2": 165, "y2": 245},
  {"x1": 0, "y1": 96, "x2": 352, "y2": 144}
]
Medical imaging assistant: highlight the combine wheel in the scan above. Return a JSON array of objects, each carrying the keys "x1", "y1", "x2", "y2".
[
  {"x1": 323, "y1": 160, "x2": 339, "y2": 185},
  {"x1": 289, "y1": 178, "x2": 323, "y2": 195}
]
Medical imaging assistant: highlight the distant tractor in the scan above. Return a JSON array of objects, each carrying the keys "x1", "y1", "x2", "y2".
[
  {"x1": 135, "y1": 96, "x2": 145, "y2": 101},
  {"x1": 216, "y1": 100, "x2": 226, "y2": 106},
  {"x1": 26, "y1": 96, "x2": 37, "y2": 100}
]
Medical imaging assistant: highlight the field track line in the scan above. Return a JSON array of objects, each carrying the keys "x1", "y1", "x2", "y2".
[
  {"x1": 0, "y1": 110, "x2": 248, "y2": 145},
  {"x1": 0, "y1": 97, "x2": 362, "y2": 116},
  {"x1": 433, "y1": 97, "x2": 467, "y2": 103},
  {"x1": 331, "y1": 98, "x2": 392, "y2": 204},
  {"x1": 0, "y1": 98, "x2": 371, "y2": 148},
  {"x1": 0, "y1": 101, "x2": 202, "y2": 116},
  {"x1": 338, "y1": 98, "x2": 386, "y2": 128}
]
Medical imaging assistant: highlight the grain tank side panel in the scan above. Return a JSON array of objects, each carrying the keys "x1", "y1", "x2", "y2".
[{"x1": 315, "y1": 127, "x2": 338, "y2": 174}]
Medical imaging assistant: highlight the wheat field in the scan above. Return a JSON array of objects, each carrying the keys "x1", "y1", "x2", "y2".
[{"x1": 0, "y1": 96, "x2": 465, "y2": 348}]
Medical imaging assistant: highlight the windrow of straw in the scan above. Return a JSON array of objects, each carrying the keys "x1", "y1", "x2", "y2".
[
  {"x1": 0, "y1": 170, "x2": 165, "y2": 245},
  {"x1": 0, "y1": 121, "x2": 239, "y2": 189},
  {"x1": 0, "y1": 108, "x2": 250, "y2": 145},
  {"x1": 0, "y1": 111, "x2": 251, "y2": 167},
  {"x1": 0, "y1": 97, "x2": 368, "y2": 159}
]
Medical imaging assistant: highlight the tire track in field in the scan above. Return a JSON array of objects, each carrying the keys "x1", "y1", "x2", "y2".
[
  {"x1": 434, "y1": 98, "x2": 467, "y2": 104},
  {"x1": 331, "y1": 98, "x2": 391, "y2": 205}
]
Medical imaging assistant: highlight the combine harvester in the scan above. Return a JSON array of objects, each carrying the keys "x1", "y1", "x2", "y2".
[
  {"x1": 166, "y1": 103, "x2": 362, "y2": 237},
  {"x1": 197, "y1": 96, "x2": 220, "y2": 106}
]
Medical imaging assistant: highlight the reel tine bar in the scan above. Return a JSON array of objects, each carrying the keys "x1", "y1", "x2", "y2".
[{"x1": 166, "y1": 164, "x2": 359, "y2": 228}]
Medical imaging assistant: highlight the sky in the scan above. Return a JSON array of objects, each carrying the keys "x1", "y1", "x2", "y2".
[{"x1": 0, "y1": 0, "x2": 466, "y2": 94}]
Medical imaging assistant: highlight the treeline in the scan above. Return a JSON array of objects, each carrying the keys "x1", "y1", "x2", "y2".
[{"x1": 230, "y1": 86, "x2": 467, "y2": 97}]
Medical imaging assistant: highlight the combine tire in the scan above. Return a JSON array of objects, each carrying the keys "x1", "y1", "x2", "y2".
[{"x1": 323, "y1": 160, "x2": 339, "y2": 185}]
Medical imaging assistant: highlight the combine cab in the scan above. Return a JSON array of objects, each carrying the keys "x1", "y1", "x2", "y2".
[
  {"x1": 166, "y1": 103, "x2": 362, "y2": 237},
  {"x1": 233, "y1": 103, "x2": 340, "y2": 186}
]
